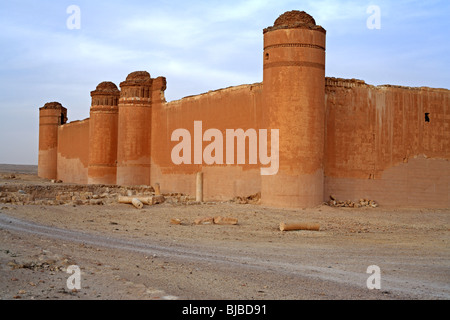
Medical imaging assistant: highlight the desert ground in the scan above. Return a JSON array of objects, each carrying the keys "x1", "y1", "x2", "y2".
[{"x1": 0, "y1": 164, "x2": 448, "y2": 300}]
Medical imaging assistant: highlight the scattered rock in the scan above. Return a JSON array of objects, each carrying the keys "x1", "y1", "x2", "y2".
[
  {"x1": 89, "y1": 199, "x2": 104, "y2": 206},
  {"x1": 194, "y1": 217, "x2": 214, "y2": 225},
  {"x1": 118, "y1": 195, "x2": 165, "y2": 208},
  {"x1": 194, "y1": 216, "x2": 239, "y2": 226},
  {"x1": 131, "y1": 198, "x2": 144, "y2": 209},
  {"x1": 8, "y1": 260, "x2": 23, "y2": 269},
  {"x1": 170, "y1": 218, "x2": 182, "y2": 225},
  {"x1": 152, "y1": 195, "x2": 165, "y2": 205},
  {"x1": 214, "y1": 216, "x2": 238, "y2": 225},
  {"x1": 326, "y1": 196, "x2": 378, "y2": 208},
  {"x1": 280, "y1": 222, "x2": 320, "y2": 231},
  {"x1": 233, "y1": 192, "x2": 260, "y2": 204},
  {"x1": 7, "y1": 257, "x2": 70, "y2": 272}
]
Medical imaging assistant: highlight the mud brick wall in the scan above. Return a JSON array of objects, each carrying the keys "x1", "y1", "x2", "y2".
[
  {"x1": 324, "y1": 78, "x2": 449, "y2": 207},
  {"x1": 40, "y1": 78, "x2": 449, "y2": 207},
  {"x1": 37, "y1": 10, "x2": 449, "y2": 208},
  {"x1": 151, "y1": 83, "x2": 264, "y2": 201},
  {"x1": 57, "y1": 119, "x2": 90, "y2": 184}
]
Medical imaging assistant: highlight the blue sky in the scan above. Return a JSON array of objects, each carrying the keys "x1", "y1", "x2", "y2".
[{"x1": 0, "y1": 0, "x2": 449, "y2": 165}]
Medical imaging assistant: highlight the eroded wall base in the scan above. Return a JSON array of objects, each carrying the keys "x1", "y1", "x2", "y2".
[
  {"x1": 56, "y1": 120, "x2": 90, "y2": 184},
  {"x1": 116, "y1": 165, "x2": 151, "y2": 186},
  {"x1": 88, "y1": 166, "x2": 117, "y2": 185},
  {"x1": 57, "y1": 155, "x2": 88, "y2": 184},
  {"x1": 38, "y1": 148, "x2": 57, "y2": 180},
  {"x1": 325, "y1": 156, "x2": 449, "y2": 207},
  {"x1": 151, "y1": 161, "x2": 261, "y2": 201},
  {"x1": 261, "y1": 169, "x2": 324, "y2": 208}
]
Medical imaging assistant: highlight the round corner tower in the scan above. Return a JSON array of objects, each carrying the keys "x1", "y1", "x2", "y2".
[
  {"x1": 38, "y1": 102, "x2": 67, "y2": 180},
  {"x1": 116, "y1": 71, "x2": 153, "y2": 186},
  {"x1": 88, "y1": 81, "x2": 120, "y2": 185},
  {"x1": 261, "y1": 11, "x2": 326, "y2": 208}
]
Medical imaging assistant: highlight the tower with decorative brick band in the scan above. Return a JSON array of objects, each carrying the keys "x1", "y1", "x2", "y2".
[
  {"x1": 38, "y1": 102, "x2": 67, "y2": 180},
  {"x1": 88, "y1": 82, "x2": 120, "y2": 185},
  {"x1": 261, "y1": 11, "x2": 326, "y2": 208},
  {"x1": 116, "y1": 71, "x2": 153, "y2": 186}
]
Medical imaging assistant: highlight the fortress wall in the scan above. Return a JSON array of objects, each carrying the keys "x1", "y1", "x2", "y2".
[
  {"x1": 57, "y1": 119, "x2": 90, "y2": 184},
  {"x1": 36, "y1": 9, "x2": 449, "y2": 208},
  {"x1": 324, "y1": 78, "x2": 450, "y2": 207},
  {"x1": 46, "y1": 78, "x2": 449, "y2": 208},
  {"x1": 151, "y1": 83, "x2": 264, "y2": 200},
  {"x1": 37, "y1": 9, "x2": 449, "y2": 208}
]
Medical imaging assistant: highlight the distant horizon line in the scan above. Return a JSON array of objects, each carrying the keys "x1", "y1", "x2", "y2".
[{"x1": 0, "y1": 163, "x2": 37, "y2": 167}]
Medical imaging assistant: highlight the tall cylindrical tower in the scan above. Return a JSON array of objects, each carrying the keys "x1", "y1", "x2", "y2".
[
  {"x1": 88, "y1": 82, "x2": 120, "y2": 185},
  {"x1": 261, "y1": 11, "x2": 326, "y2": 208},
  {"x1": 38, "y1": 102, "x2": 67, "y2": 180},
  {"x1": 116, "y1": 71, "x2": 152, "y2": 186}
]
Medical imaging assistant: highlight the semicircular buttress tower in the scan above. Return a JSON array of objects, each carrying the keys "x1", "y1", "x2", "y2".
[
  {"x1": 261, "y1": 11, "x2": 326, "y2": 208},
  {"x1": 38, "y1": 102, "x2": 67, "y2": 180},
  {"x1": 116, "y1": 71, "x2": 153, "y2": 186},
  {"x1": 88, "y1": 81, "x2": 120, "y2": 185}
]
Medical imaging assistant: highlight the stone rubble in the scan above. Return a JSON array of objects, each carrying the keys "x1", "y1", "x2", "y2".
[
  {"x1": 194, "y1": 216, "x2": 238, "y2": 225},
  {"x1": 326, "y1": 195, "x2": 378, "y2": 208},
  {"x1": 0, "y1": 184, "x2": 155, "y2": 206},
  {"x1": 0, "y1": 183, "x2": 205, "y2": 207},
  {"x1": 233, "y1": 192, "x2": 261, "y2": 204},
  {"x1": 0, "y1": 185, "x2": 379, "y2": 209}
]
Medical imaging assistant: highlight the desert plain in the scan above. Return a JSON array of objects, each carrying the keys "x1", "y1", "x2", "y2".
[{"x1": 0, "y1": 164, "x2": 448, "y2": 300}]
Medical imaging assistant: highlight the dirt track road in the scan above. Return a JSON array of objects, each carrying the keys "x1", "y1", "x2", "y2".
[
  {"x1": 1, "y1": 209, "x2": 448, "y2": 300},
  {"x1": 0, "y1": 167, "x2": 449, "y2": 300}
]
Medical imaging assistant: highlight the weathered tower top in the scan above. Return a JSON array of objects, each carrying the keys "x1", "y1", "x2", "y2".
[
  {"x1": 92, "y1": 81, "x2": 120, "y2": 94},
  {"x1": 120, "y1": 71, "x2": 152, "y2": 97},
  {"x1": 264, "y1": 10, "x2": 326, "y2": 33},
  {"x1": 40, "y1": 101, "x2": 66, "y2": 110},
  {"x1": 90, "y1": 81, "x2": 120, "y2": 107},
  {"x1": 39, "y1": 101, "x2": 68, "y2": 125},
  {"x1": 125, "y1": 71, "x2": 151, "y2": 83}
]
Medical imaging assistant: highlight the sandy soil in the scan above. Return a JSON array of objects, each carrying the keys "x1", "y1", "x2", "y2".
[{"x1": 0, "y1": 166, "x2": 448, "y2": 300}]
